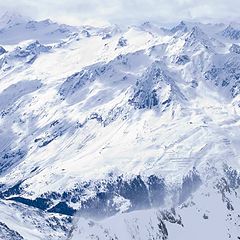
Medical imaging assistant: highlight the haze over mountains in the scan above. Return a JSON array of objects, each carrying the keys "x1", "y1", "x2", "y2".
[{"x1": 0, "y1": 12, "x2": 240, "y2": 239}]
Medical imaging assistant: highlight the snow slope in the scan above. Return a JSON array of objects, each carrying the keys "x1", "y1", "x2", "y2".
[{"x1": 0, "y1": 13, "x2": 240, "y2": 239}]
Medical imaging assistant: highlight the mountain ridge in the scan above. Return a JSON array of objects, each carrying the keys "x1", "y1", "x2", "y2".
[{"x1": 0, "y1": 13, "x2": 240, "y2": 239}]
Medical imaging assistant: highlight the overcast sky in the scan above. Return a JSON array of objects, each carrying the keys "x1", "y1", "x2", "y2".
[{"x1": 0, "y1": 0, "x2": 239, "y2": 26}]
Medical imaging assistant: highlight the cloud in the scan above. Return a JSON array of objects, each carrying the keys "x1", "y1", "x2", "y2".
[{"x1": 0, "y1": 0, "x2": 239, "y2": 26}]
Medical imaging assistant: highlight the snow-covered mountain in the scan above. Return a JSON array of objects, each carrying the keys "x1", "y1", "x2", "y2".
[{"x1": 1, "y1": 12, "x2": 240, "y2": 239}]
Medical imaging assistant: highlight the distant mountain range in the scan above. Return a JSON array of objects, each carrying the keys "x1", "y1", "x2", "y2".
[{"x1": 0, "y1": 12, "x2": 240, "y2": 240}]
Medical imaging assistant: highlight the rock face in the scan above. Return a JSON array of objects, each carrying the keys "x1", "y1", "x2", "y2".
[
  {"x1": 1, "y1": 14, "x2": 240, "y2": 239},
  {"x1": 230, "y1": 44, "x2": 240, "y2": 54},
  {"x1": 0, "y1": 46, "x2": 6, "y2": 55},
  {"x1": 0, "y1": 222, "x2": 24, "y2": 240},
  {"x1": 221, "y1": 25, "x2": 240, "y2": 40}
]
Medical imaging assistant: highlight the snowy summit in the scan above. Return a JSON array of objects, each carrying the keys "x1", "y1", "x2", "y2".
[{"x1": 0, "y1": 11, "x2": 240, "y2": 240}]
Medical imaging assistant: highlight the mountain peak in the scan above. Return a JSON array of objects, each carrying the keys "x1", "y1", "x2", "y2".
[
  {"x1": 221, "y1": 24, "x2": 240, "y2": 40},
  {"x1": 170, "y1": 21, "x2": 188, "y2": 33},
  {"x1": 189, "y1": 25, "x2": 205, "y2": 37},
  {"x1": 0, "y1": 11, "x2": 30, "y2": 28},
  {"x1": 1, "y1": 16, "x2": 240, "y2": 240}
]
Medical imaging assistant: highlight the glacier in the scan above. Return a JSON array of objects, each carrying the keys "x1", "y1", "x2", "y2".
[{"x1": 0, "y1": 12, "x2": 240, "y2": 239}]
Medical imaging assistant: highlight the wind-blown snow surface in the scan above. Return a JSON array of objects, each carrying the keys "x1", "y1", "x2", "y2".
[{"x1": 1, "y1": 13, "x2": 240, "y2": 239}]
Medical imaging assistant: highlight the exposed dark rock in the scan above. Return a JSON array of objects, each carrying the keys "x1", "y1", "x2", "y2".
[
  {"x1": 1, "y1": 181, "x2": 23, "y2": 198},
  {"x1": 179, "y1": 168, "x2": 202, "y2": 203},
  {"x1": 48, "y1": 202, "x2": 76, "y2": 216},
  {"x1": 175, "y1": 55, "x2": 190, "y2": 65},
  {"x1": 170, "y1": 21, "x2": 188, "y2": 34},
  {"x1": 227, "y1": 201, "x2": 234, "y2": 211},
  {"x1": 157, "y1": 218, "x2": 168, "y2": 240},
  {"x1": 147, "y1": 175, "x2": 165, "y2": 207},
  {"x1": 230, "y1": 44, "x2": 240, "y2": 54},
  {"x1": 0, "y1": 46, "x2": 6, "y2": 55},
  {"x1": 222, "y1": 26, "x2": 240, "y2": 40},
  {"x1": 9, "y1": 197, "x2": 52, "y2": 211},
  {"x1": 161, "y1": 208, "x2": 183, "y2": 226},
  {"x1": 117, "y1": 37, "x2": 127, "y2": 47},
  {"x1": 0, "y1": 149, "x2": 27, "y2": 174},
  {"x1": 1, "y1": 174, "x2": 169, "y2": 219},
  {"x1": 203, "y1": 213, "x2": 209, "y2": 219},
  {"x1": 118, "y1": 175, "x2": 150, "y2": 210},
  {"x1": 0, "y1": 222, "x2": 24, "y2": 240},
  {"x1": 223, "y1": 165, "x2": 240, "y2": 189}
]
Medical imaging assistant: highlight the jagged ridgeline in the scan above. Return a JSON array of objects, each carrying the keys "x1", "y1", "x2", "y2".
[{"x1": 1, "y1": 13, "x2": 240, "y2": 240}]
